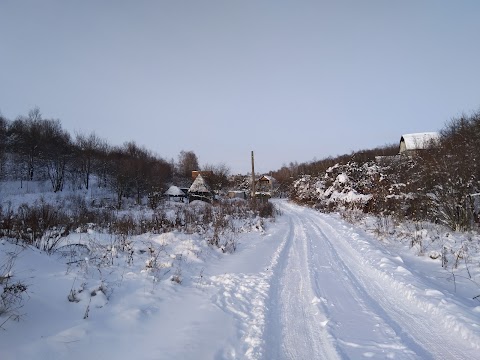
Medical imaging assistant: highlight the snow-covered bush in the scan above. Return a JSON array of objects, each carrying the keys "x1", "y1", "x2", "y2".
[
  {"x1": 291, "y1": 162, "x2": 377, "y2": 212},
  {"x1": 0, "y1": 247, "x2": 28, "y2": 329},
  {"x1": 290, "y1": 111, "x2": 480, "y2": 233}
]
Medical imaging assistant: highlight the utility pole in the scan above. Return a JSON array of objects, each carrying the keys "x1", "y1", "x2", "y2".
[{"x1": 251, "y1": 151, "x2": 256, "y2": 199}]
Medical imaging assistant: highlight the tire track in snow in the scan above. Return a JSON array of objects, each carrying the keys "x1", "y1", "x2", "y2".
[
  {"x1": 273, "y1": 202, "x2": 422, "y2": 359},
  {"x1": 292, "y1": 201, "x2": 480, "y2": 359},
  {"x1": 264, "y1": 206, "x2": 341, "y2": 360},
  {"x1": 208, "y1": 200, "x2": 480, "y2": 359},
  {"x1": 300, "y1": 209, "x2": 431, "y2": 359}
]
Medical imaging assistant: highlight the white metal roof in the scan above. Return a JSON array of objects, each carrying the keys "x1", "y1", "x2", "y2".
[{"x1": 400, "y1": 132, "x2": 439, "y2": 152}]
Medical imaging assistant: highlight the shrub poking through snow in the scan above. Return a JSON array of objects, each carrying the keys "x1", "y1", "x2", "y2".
[
  {"x1": 0, "y1": 183, "x2": 279, "y2": 327},
  {"x1": 0, "y1": 194, "x2": 277, "y2": 255},
  {"x1": 290, "y1": 111, "x2": 480, "y2": 233},
  {"x1": 0, "y1": 248, "x2": 28, "y2": 329},
  {"x1": 171, "y1": 267, "x2": 182, "y2": 284}
]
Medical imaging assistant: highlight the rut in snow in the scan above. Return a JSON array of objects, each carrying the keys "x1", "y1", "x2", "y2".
[{"x1": 261, "y1": 201, "x2": 480, "y2": 360}]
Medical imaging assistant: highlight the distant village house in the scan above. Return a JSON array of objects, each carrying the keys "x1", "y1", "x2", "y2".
[
  {"x1": 399, "y1": 132, "x2": 439, "y2": 155},
  {"x1": 188, "y1": 173, "x2": 213, "y2": 203},
  {"x1": 255, "y1": 175, "x2": 277, "y2": 199},
  {"x1": 164, "y1": 185, "x2": 186, "y2": 202}
]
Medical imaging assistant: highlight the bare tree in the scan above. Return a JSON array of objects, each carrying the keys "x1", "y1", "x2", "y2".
[
  {"x1": 105, "y1": 147, "x2": 131, "y2": 209},
  {"x1": 41, "y1": 120, "x2": 73, "y2": 192},
  {"x1": 105, "y1": 142, "x2": 173, "y2": 208},
  {"x1": 7, "y1": 108, "x2": 45, "y2": 181},
  {"x1": 202, "y1": 162, "x2": 231, "y2": 192},
  {"x1": 74, "y1": 132, "x2": 107, "y2": 190},
  {"x1": 6, "y1": 108, "x2": 72, "y2": 186},
  {"x1": 177, "y1": 150, "x2": 199, "y2": 180},
  {"x1": 124, "y1": 142, "x2": 173, "y2": 204},
  {"x1": 0, "y1": 114, "x2": 7, "y2": 178},
  {"x1": 124, "y1": 141, "x2": 151, "y2": 204}
]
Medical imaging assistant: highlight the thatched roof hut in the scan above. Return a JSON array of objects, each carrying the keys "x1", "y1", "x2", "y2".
[{"x1": 188, "y1": 174, "x2": 213, "y2": 202}]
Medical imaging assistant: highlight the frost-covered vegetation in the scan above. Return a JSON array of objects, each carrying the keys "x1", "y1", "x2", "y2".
[
  {"x1": 286, "y1": 111, "x2": 480, "y2": 232},
  {"x1": 0, "y1": 108, "x2": 277, "y2": 330},
  {"x1": 283, "y1": 111, "x2": 480, "y2": 297},
  {"x1": 0, "y1": 181, "x2": 276, "y2": 330}
]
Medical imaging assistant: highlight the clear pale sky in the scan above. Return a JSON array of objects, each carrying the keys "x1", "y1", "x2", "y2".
[{"x1": 1, "y1": 1, "x2": 479, "y2": 174}]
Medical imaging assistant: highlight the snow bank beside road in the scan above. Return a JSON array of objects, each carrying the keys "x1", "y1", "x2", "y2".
[{"x1": 2, "y1": 199, "x2": 480, "y2": 359}]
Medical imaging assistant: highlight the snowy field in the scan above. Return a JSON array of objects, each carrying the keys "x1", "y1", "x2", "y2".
[{"x1": 1, "y1": 197, "x2": 480, "y2": 359}]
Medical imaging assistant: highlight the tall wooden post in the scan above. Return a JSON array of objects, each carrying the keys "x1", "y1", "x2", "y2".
[{"x1": 251, "y1": 151, "x2": 256, "y2": 199}]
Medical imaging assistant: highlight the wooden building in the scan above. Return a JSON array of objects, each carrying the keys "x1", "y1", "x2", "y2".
[
  {"x1": 255, "y1": 175, "x2": 277, "y2": 199},
  {"x1": 188, "y1": 174, "x2": 213, "y2": 203}
]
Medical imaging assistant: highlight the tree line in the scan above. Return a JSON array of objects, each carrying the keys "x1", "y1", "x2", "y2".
[{"x1": 0, "y1": 108, "x2": 229, "y2": 208}]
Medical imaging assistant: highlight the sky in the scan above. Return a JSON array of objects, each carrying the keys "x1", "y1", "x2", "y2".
[{"x1": 1, "y1": 1, "x2": 480, "y2": 174}]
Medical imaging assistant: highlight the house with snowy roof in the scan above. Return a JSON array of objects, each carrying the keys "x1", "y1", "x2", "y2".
[
  {"x1": 164, "y1": 185, "x2": 186, "y2": 202},
  {"x1": 255, "y1": 175, "x2": 277, "y2": 198},
  {"x1": 188, "y1": 174, "x2": 213, "y2": 203},
  {"x1": 399, "y1": 132, "x2": 440, "y2": 155}
]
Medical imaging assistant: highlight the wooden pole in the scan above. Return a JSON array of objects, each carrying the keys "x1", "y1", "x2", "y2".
[{"x1": 251, "y1": 151, "x2": 256, "y2": 199}]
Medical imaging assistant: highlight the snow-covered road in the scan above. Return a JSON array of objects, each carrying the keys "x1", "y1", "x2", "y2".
[
  {"x1": 213, "y1": 200, "x2": 480, "y2": 359},
  {"x1": 263, "y1": 201, "x2": 479, "y2": 359}
]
